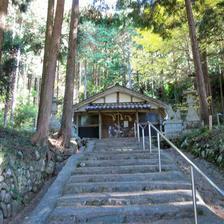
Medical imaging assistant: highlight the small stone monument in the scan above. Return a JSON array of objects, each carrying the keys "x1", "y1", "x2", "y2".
[
  {"x1": 49, "y1": 97, "x2": 61, "y2": 132},
  {"x1": 184, "y1": 89, "x2": 200, "y2": 128},
  {"x1": 164, "y1": 105, "x2": 183, "y2": 138},
  {"x1": 166, "y1": 105, "x2": 176, "y2": 120}
]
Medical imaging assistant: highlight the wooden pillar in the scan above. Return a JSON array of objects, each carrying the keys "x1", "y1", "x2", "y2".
[
  {"x1": 136, "y1": 111, "x2": 140, "y2": 141},
  {"x1": 136, "y1": 111, "x2": 139, "y2": 123},
  {"x1": 134, "y1": 122, "x2": 137, "y2": 137},
  {"x1": 76, "y1": 113, "x2": 79, "y2": 136},
  {"x1": 99, "y1": 112, "x2": 102, "y2": 139},
  {"x1": 117, "y1": 112, "x2": 120, "y2": 137}
]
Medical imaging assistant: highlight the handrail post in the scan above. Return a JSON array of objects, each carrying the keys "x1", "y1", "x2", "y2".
[
  {"x1": 148, "y1": 121, "x2": 224, "y2": 202},
  {"x1": 142, "y1": 127, "x2": 145, "y2": 150},
  {"x1": 191, "y1": 166, "x2": 198, "y2": 224},
  {"x1": 137, "y1": 123, "x2": 140, "y2": 142},
  {"x1": 148, "y1": 122, "x2": 152, "y2": 152},
  {"x1": 157, "y1": 132, "x2": 161, "y2": 172},
  {"x1": 134, "y1": 122, "x2": 137, "y2": 138}
]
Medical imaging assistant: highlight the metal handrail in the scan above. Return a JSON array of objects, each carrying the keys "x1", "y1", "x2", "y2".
[
  {"x1": 148, "y1": 121, "x2": 224, "y2": 196},
  {"x1": 136, "y1": 121, "x2": 224, "y2": 224}
]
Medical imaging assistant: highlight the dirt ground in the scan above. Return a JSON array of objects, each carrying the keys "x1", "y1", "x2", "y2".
[{"x1": 166, "y1": 147, "x2": 224, "y2": 219}]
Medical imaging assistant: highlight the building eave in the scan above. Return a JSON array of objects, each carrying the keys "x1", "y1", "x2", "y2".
[{"x1": 73, "y1": 85, "x2": 168, "y2": 111}]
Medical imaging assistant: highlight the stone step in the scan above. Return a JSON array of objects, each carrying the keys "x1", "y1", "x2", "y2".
[
  {"x1": 69, "y1": 171, "x2": 185, "y2": 183},
  {"x1": 96, "y1": 138, "x2": 138, "y2": 142},
  {"x1": 91, "y1": 147, "x2": 153, "y2": 153},
  {"x1": 73, "y1": 164, "x2": 177, "y2": 175},
  {"x1": 147, "y1": 216, "x2": 224, "y2": 224},
  {"x1": 23, "y1": 139, "x2": 223, "y2": 224},
  {"x1": 63, "y1": 180, "x2": 191, "y2": 194},
  {"x1": 94, "y1": 143, "x2": 140, "y2": 147},
  {"x1": 85, "y1": 150, "x2": 159, "y2": 155},
  {"x1": 95, "y1": 146, "x2": 154, "y2": 149},
  {"x1": 94, "y1": 144, "x2": 141, "y2": 149},
  {"x1": 78, "y1": 158, "x2": 172, "y2": 167},
  {"x1": 47, "y1": 202, "x2": 209, "y2": 224},
  {"x1": 95, "y1": 144, "x2": 143, "y2": 148},
  {"x1": 93, "y1": 147, "x2": 144, "y2": 153},
  {"x1": 57, "y1": 190, "x2": 194, "y2": 207},
  {"x1": 94, "y1": 141, "x2": 153, "y2": 147},
  {"x1": 82, "y1": 152, "x2": 168, "y2": 161},
  {"x1": 94, "y1": 145, "x2": 141, "y2": 149}
]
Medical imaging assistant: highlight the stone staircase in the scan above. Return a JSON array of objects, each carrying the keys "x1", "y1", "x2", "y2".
[{"x1": 46, "y1": 138, "x2": 223, "y2": 224}]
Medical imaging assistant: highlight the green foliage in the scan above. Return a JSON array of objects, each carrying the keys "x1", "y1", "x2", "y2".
[
  {"x1": 12, "y1": 0, "x2": 32, "y2": 12},
  {"x1": 131, "y1": 27, "x2": 193, "y2": 102},
  {"x1": 77, "y1": 18, "x2": 135, "y2": 97},
  {"x1": 117, "y1": 0, "x2": 186, "y2": 38},
  {"x1": 177, "y1": 127, "x2": 224, "y2": 168},
  {"x1": 2, "y1": 31, "x2": 22, "y2": 53},
  {"x1": 14, "y1": 102, "x2": 37, "y2": 129},
  {"x1": 0, "y1": 128, "x2": 38, "y2": 161},
  {"x1": 0, "y1": 31, "x2": 23, "y2": 98},
  {"x1": 0, "y1": 0, "x2": 224, "y2": 137},
  {"x1": 115, "y1": 0, "x2": 224, "y2": 112}
]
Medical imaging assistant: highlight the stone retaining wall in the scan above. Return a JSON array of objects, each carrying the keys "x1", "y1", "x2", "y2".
[{"x1": 0, "y1": 145, "x2": 72, "y2": 224}]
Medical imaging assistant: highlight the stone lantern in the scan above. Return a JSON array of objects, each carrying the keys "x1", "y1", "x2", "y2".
[
  {"x1": 49, "y1": 97, "x2": 61, "y2": 132},
  {"x1": 163, "y1": 104, "x2": 183, "y2": 138},
  {"x1": 183, "y1": 89, "x2": 200, "y2": 128}
]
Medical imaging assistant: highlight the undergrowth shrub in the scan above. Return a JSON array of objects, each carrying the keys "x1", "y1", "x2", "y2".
[
  {"x1": 14, "y1": 102, "x2": 37, "y2": 130},
  {"x1": 176, "y1": 127, "x2": 224, "y2": 168}
]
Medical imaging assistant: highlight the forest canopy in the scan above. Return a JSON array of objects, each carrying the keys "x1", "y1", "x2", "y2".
[{"x1": 0, "y1": 0, "x2": 224, "y2": 146}]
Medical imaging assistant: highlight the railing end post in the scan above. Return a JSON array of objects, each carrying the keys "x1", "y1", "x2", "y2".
[
  {"x1": 191, "y1": 166, "x2": 198, "y2": 224},
  {"x1": 157, "y1": 132, "x2": 161, "y2": 172}
]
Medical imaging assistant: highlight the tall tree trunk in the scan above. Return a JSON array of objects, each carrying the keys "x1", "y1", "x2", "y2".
[
  {"x1": 185, "y1": 35, "x2": 192, "y2": 77},
  {"x1": 32, "y1": 0, "x2": 65, "y2": 145},
  {"x1": 59, "y1": 0, "x2": 79, "y2": 148},
  {"x1": 201, "y1": 50, "x2": 209, "y2": 95},
  {"x1": 33, "y1": 77, "x2": 39, "y2": 106},
  {"x1": 84, "y1": 60, "x2": 87, "y2": 99},
  {"x1": 219, "y1": 65, "x2": 224, "y2": 114},
  {"x1": 3, "y1": 83, "x2": 10, "y2": 128},
  {"x1": 37, "y1": 0, "x2": 55, "y2": 130},
  {"x1": 34, "y1": 77, "x2": 40, "y2": 128},
  {"x1": 92, "y1": 64, "x2": 96, "y2": 85},
  {"x1": 97, "y1": 66, "x2": 100, "y2": 87},
  {"x1": 9, "y1": 15, "x2": 23, "y2": 125},
  {"x1": 56, "y1": 60, "x2": 60, "y2": 101},
  {"x1": 79, "y1": 61, "x2": 82, "y2": 93},
  {"x1": 184, "y1": 0, "x2": 209, "y2": 125},
  {"x1": 10, "y1": 48, "x2": 21, "y2": 124},
  {"x1": 3, "y1": 64, "x2": 16, "y2": 127},
  {"x1": 0, "y1": 0, "x2": 8, "y2": 123},
  {"x1": 0, "y1": 0, "x2": 8, "y2": 63},
  {"x1": 127, "y1": 49, "x2": 132, "y2": 88},
  {"x1": 3, "y1": 97, "x2": 10, "y2": 127},
  {"x1": 33, "y1": 77, "x2": 39, "y2": 127},
  {"x1": 74, "y1": 60, "x2": 79, "y2": 103},
  {"x1": 122, "y1": 65, "x2": 126, "y2": 87},
  {"x1": 28, "y1": 74, "x2": 33, "y2": 103},
  {"x1": 201, "y1": 49, "x2": 213, "y2": 115}
]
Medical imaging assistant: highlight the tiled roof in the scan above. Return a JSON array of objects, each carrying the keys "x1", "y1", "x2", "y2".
[
  {"x1": 73, "y1": 85, "x2": 167, "y2": 111},
  {"x1": 86, "y1": 102, "x2": 151, "y2": 111}
]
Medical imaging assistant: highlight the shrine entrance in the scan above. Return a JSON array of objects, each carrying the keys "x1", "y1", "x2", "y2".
[
  {"x1": 101, "y1": 112, "x2": 136, "y2": 138},
  {"x1": 74, "y1": 85, "x2": 168, "y2": 139}
]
